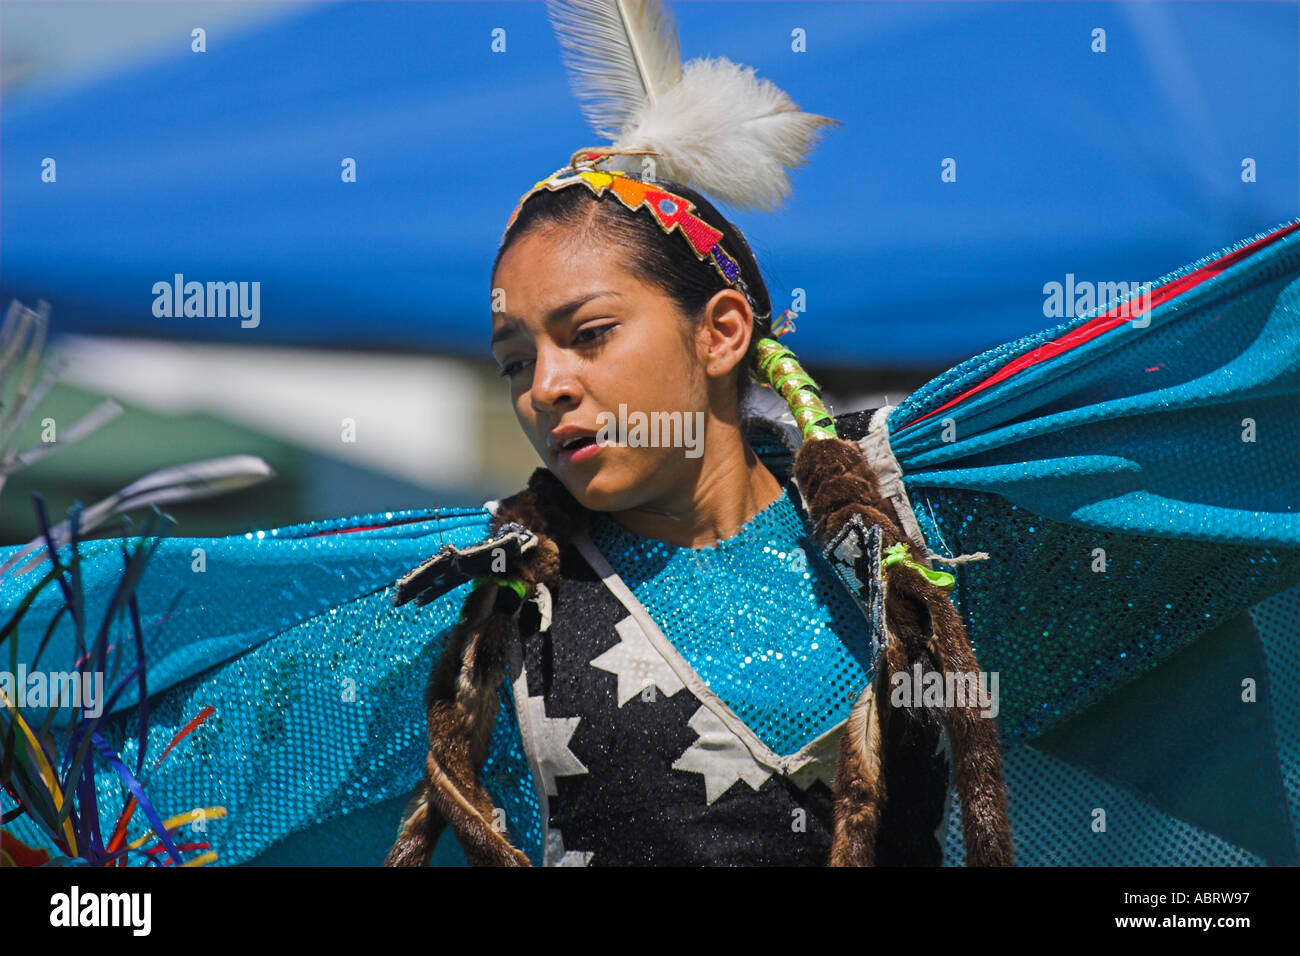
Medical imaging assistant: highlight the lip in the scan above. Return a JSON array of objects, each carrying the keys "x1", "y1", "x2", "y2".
[
  {"x1": 548, "y1": 425, "x2": 597, "y2": 451},
  {"x1": 548, "y1": 424, "x2": 607, "y2": 467},
  {"x1": 557, "y1": 441, "x2": 603, "y2": 466}
]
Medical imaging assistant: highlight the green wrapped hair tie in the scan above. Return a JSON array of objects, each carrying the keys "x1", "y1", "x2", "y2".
[
  {"x1": 457, "y1": 574, "x2": 530, "y2": 623},
  {"x1": 772, "y1": 369, "x2": 815, "y2": 393},
  {"x1": 754, "y1": 337, "x2": 838, "y2": 441},
  {"x1": 883, "y1": 542, "x2": 955, "y2": 590},
  {"x1": 472, "y1": 575, "x2": 529, "y2": 600}
]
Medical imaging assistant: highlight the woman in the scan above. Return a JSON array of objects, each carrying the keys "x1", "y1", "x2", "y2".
[
  {"x1": 378, "y1": 143, "x2": 1013, "y2": 866},
  {"x1": 2, "y1": 0, "x2": 1295, "y2": 869}
]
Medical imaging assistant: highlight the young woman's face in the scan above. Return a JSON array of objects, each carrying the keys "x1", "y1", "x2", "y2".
[{"x1": 491, "y1": 224, "x2": 733, "y2": 513}]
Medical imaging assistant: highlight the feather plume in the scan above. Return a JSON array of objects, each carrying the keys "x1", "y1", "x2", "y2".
[
  {"x1": 546, "y1": 0, "x2": 682, "y2": 140},
  {"x1": 611, "y1": 56, "x2": 839, "y2": 213},
  {"x1": 0, "y1": 455, "x2": 275, "y2": 579},
  {"x1": 545, "y1": 0, "x2": 838, "y2": 213}
]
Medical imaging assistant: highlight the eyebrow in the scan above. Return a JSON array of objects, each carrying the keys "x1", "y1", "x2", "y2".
[{"x1": 490, "y1": 290, "x2": 622, "y2": 347}]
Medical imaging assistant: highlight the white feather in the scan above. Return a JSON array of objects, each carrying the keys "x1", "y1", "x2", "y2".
[
  {"x1": 611, "y1": 56, "x2": 839, "y2": 213},
  {"x1": 546, "y1": 0, "x2": 682, "y2": 140},
  {"x1": 545, "y1": 0, "x2": 838, "y2": 214}
]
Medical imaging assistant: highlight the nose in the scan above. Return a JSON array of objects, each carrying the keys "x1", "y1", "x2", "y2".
[{"x1": 529, "y1": 342, "x2": 582, "y2": 412}]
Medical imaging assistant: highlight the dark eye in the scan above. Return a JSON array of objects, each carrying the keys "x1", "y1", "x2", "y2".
[
  {"x1": 574, "y1": 323, "x2": 616, "y2": 346},
  {"x1": 498, "y1": 359, "x2": 531, "y2": 378}
]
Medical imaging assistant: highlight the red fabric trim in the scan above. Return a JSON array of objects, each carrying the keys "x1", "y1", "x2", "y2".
[
  {"x1": 895, "y1": 221, "x2": 1300, "y2": 433},
  {"x1": 305, "y1": 514, "x2": 445, "y2": 538},
  {"x1": 1, "y1": 829, "x2": 53, "y2": 866}
]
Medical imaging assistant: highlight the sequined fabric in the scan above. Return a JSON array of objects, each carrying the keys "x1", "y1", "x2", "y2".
[
  {"x1": 1, "y1": 221, "x2": 1296, "y2": 867},
  {"x1": 473, "y1": 481, "x2": 875, "y2": 866},
  {"x1": 585, "y1": 483, "x2": 873, "y2": 755},
  {"x1": 912, "y1": 489, "x2": 1298, "y2": 747},
  {"x1": 0, "y1": 509, "x2": 495, "y2": 867},
  {"x1": 508, "y1": 537, "x2": 852, "y2": 866},
  {"x1": 888, "y1": 220, "x2": 1300, "y2": 746},
  {"x1": 885, "y1": 219, "x2": 1300, "y2": 864}
]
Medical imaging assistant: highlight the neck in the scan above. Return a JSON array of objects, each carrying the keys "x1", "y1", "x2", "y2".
[{"x1": 607, "y1": 422, "x2": 784, "y2": 549}]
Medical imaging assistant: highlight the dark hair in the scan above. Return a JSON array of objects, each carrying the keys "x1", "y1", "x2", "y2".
[{"x1": 492, "y1": 178, "x2": 774, "y2": 408}]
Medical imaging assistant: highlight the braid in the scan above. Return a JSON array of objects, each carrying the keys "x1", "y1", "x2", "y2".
[
  {"x1": 760, "y1": 337, "x2": 1014, "y2": 867},
  {"x1": 386, "y1": 470, "x2": 586, "y2": 867}
]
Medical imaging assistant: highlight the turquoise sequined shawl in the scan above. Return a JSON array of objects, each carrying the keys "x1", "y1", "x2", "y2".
[{"x1": 3, "y1": 219, "x2": 1297, "y2": 866}]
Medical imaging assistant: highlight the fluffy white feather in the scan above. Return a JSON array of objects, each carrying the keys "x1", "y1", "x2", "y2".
[
  {"x1": 611, "y1": 56, "x2": 839, "y2": 213},
  {"x1": 545, "y1": 0, "x2": 838, "y2": 214}
]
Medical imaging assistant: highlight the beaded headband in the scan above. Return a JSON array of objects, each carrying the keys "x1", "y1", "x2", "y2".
[{"x1": 503, "y1": 147, "x2": 769, "y2": 324}]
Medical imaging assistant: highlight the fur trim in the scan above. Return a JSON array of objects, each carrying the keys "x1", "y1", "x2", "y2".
[
  {"x1": 829, "y1": 661, "x2": 889, "y2": 865},
  {"x1": 796, "y1": 436, "x2": 1014, "y2": 866},
  {"x1": 386, "y1": 586, "x2": 528, "y2": 866},
  {"x1": 386, "y1": 469, "x2": 582, "y2": 867}
]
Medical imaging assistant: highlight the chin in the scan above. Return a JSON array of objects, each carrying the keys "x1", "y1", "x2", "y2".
[{"x1": 551, "y1": 461, "x2": 651, "y2": 514}]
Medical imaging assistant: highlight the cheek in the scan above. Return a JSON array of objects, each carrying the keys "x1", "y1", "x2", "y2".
[{"x1": 614, "y1": 331, "x2": 701, "y2": 408}]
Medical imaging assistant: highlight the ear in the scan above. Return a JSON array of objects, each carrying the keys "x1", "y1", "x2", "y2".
[{"x1": 695, "y1": 288, "x2": 754, "y2": 381}]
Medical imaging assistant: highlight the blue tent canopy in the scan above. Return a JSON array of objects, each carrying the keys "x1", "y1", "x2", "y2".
[{"x1": 1, "y1": 0, "x2": 1295, "y2": 366}]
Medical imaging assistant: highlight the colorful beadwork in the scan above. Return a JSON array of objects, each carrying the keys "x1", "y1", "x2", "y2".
[{"x1": 504, "y1": 156, "x2": 745, "y2": 295}]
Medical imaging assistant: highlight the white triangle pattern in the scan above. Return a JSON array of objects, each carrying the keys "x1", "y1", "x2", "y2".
[
  {"x1": 672, "y1": 705, "x2": 774, "y2": 804},
  {"x1": 546, "y1": 827, "x2": 594, "y2": 867},
  {"x1": 515, "y1": 671, "x2": 588, "y2": 797},
  {"x1": 589, "y1": 614, "x2": 687, "y2": 706}
]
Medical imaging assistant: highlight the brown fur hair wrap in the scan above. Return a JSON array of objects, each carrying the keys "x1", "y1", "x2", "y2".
[
  {"x1": 385, "y1": 470, "x2": 580, "y2": 866},
  {"x1": 794, "y1": 437, "x2": 1014, "y2": 866}
]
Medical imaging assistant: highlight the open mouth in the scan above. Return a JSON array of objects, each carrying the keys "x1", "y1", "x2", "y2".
[
  {"x1": 558, "y1": 435, "x2": 599, "y2": 453},
  {"x1": 555, "y1": 432, "x2": 607, "y2": 465}
]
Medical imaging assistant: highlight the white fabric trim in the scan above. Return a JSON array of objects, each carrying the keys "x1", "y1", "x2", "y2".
[
  {"x1": 571, "y1": 529, "x2": 845, "y2": 782},
  {"x1": 590, "y1": 614, "x2": 687, "y2": 707},
  {"x1": 545, "y1": 827, "x2": 594, "y2": 866},
  {"x1": 858, "y1": 405, "x2": 934, "y2": 569},
  {"x1": 507, "y1": 658, "x2": 559, "y2": 866},
  {"x1": 672, "y1": 705, "x2": 775, "y2": 804}
]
